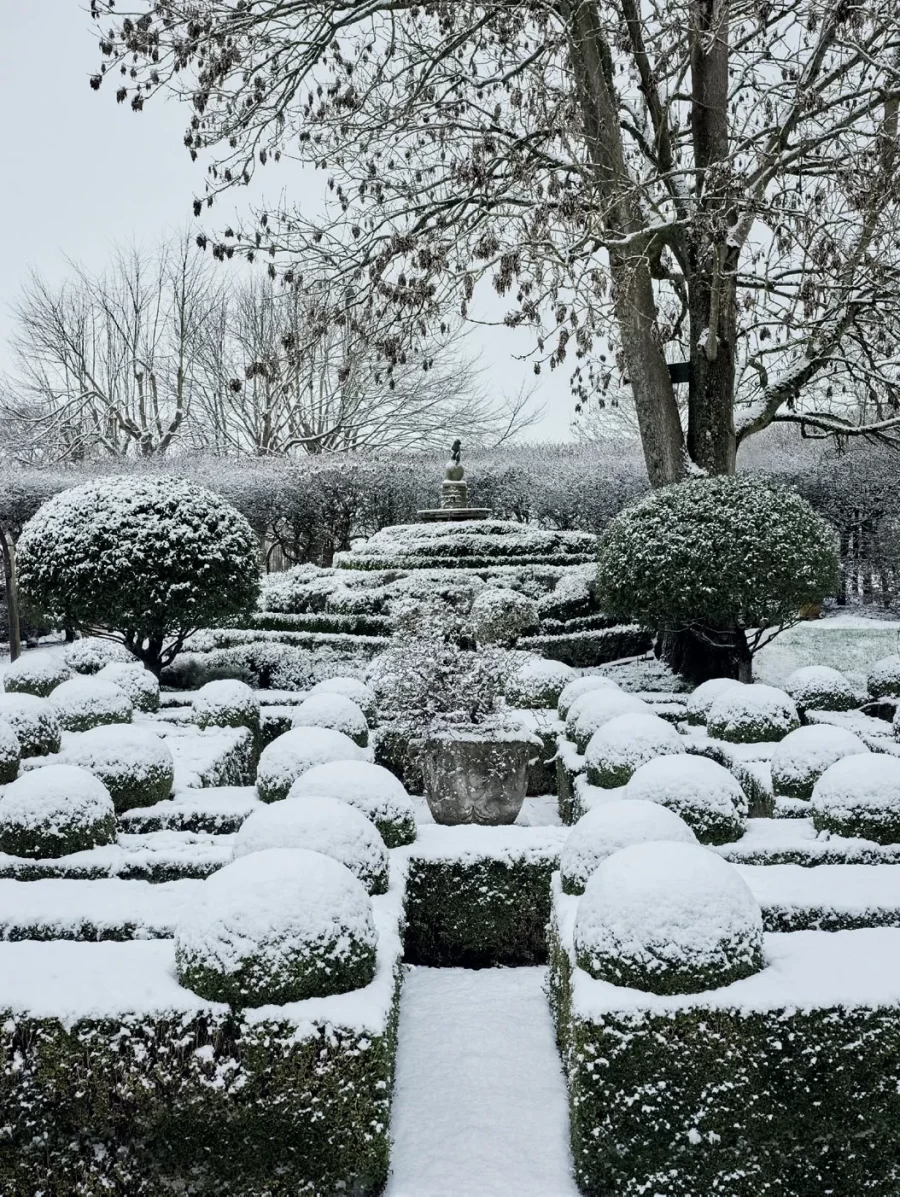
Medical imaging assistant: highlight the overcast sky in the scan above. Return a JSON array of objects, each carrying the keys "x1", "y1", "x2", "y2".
[{"x1": 0, "y1": 1, "x2": 575, "y2": 445}]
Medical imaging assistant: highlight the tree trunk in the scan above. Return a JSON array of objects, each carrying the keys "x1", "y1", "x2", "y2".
[
  {"x1": 657, "y1": 626, "x2": 752, "y2": 685},
  {"x1": 0, "y1": 532, "x2": 22, "y2": 664}
]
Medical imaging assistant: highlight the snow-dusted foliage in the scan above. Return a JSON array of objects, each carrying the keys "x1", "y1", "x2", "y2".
[
  {"x1": 64, "y1": 725, "x2": 175, "y2": 813},
  {"x1": 560, "y1": 800, "x2": 697, "y2": 895},
  {"x1": 624, "y1": 755, "x2": 748, "y2": 844},
  {"x1": 504, "y1": 656, "x2": 575, "y2": 709},
  {"x1": 784, "y1": 665, "x2": 858, "y2": 713},
  {"x1": 310, "y1": 676, "x2": 378, "y2": 722},
  {"x1": 96, "y1": 662, "x2": 160, "y2": 713},
  {"x1": 233, "y1": 796, "x2": 389, "y2": 894},
  {"x1": 565, "y1": 690, "x2": 651, "y2": 754},
  {"x1": 684, "y1": 677, "x2": 743, "y2": 725},
  {"x1": 0, "y1": 764, "x2": 116, "y2": 858},
  {"x1": 256, "y1": 727, "x2": 368, "y2": 803},
  {"x1": 706, "y1": 684, "x2": 800, "y2": 744},
  {"x1": 288, "y1": 760, "x2": 417, "y2": 848},
  {"x1": 292, "y1": 693, "x2": 369, "y2": 747},
  {"x1": 584, "y1": 713, "x2": 684, "y2": 788},
  {"x1": 49, "y1": 678, "x2": 133, "y2": 733},
  {"x1": 338, "y1": 519, "x2": 596, "y2": 570},
  {"x1": 771, "y1": 725, "x2": 870, "y2": 801},
  {"x1": 469, "y1": 587, "x2": 540, "y2": 646},
  {"x1": 812, "y1": 755, "x2": 900, "y2": 845},
  {"x1": 557, "y1": 675, "x2": 620, "y2": 722},
  {"x1": 2, "y1": 653, "x2": 72, "y2": 698},
  {"x1": 174, "y1": 847, "x2": 377, "y2": 1006},
  {"x1": 193, "y1": 679, "x2": 261, "y2": 734},
  {"x1": 0, "y1": 694, "x2": 61, "y2": 758},
  {"x1": 64, "y1": 637, "x2": 134, "y2": 675},
  {"x1": 539, "y1": 566, "x2": 596, "y2": 621},
  {"x1": 573, "y1": 841, "x2": 764, "y2": 994},
  {"x1": 868, "y1": 656, "x2": 900, "y2": 700},
  {"x1": 0, "y1": 721, "x2": 20, "y2": 785}
]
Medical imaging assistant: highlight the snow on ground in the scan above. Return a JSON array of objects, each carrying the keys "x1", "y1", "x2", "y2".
[
  {"x1": 755, "y1": 614, "x2": 900, "y2": 689},
  {"x1": 386, "y1": 966, "x2": 578, "y2": 1197}
]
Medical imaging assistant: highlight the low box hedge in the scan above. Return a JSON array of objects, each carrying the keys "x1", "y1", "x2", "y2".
[
  {"x1": 717, "y1": 817, "x2": 900, "y2": 866},
  {"x1": 518, "y1": 625, "x2": 652, "y2": 668},
  {"x1": 119, "y1": 786, "x2": 261, "y2": 835},
  {"x1": 0, "y1": 830, "x2": 233, "y2": 882}
]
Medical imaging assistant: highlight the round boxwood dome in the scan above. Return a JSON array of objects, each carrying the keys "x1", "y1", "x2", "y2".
[
  {"x1": 573, "y1": 841, "x2": 764, "y2": 994},
  {"x1": 256, "y1": 727, "x2": 368, "y2": 804},
  {"x1": 234, "y1": 796, "x2": 389, "y2": 894},
  {"x1": 64, "y1": 637, "x2": 134, "y2": 675},
  {"x1": 0, "y1": 721, "x2": 20, "y2": 785},
  {"x1": 565, "y1": 690, "x2": 651, "y2": 754},
  {"x1": 684, "y1": 678, "x2": 743, "y2": 726},
  {"x1": 584, "y1": 713, "x2": 684, "y2": 788},
  {"x1": 0, "y1": 764, "x2": 116, "y2": 858},
  {"x1": 505, "y1": 657, "x2": 576, "y2": 709},
  {"x1": 868, "y1": 656, "x2": 900, "y2": 700},
  {"x1": 49, "y1": 678, "x2": 133, "y2": 733},
  {"x1": 560, "y1": 799, "x2": 697, "y2": 894},
  {"x1": 175, "y1": 847, "x2": 377, "y2": 1006},
  {"x1": 469, "y1": 587, "x2": 539, "y2": 645},
  {"x1": 557, "y1": 675, "x2": 620, "y2": 722},
  {"x1": 193, "y1": 679, "x2": 261, "y2": 734},
  {"x1": 706, "y1": 684, "x2": 799, "y2": 744},
  {"x1": 0, "y1": 694, "x2": 61, "y2": 758},
  {"x1": 2, "y1": 653, "x2": 72, "y2": 698},
  {"x1": 624, "y1": 755, "x2": 747, "y2": 844},
  {"x1": 64, "y1": 725, "x2": 175, "y2": 813},
  {"x1": 811, "y1": 755, "x2": 900, "y2": 844},
  {"x1": 96, "y1": 662, "x2": 160, "y2": 713},
  {"x1": 771, "y1": 725, "x2": 870, "y2": 801},
  {"x1": 291, "y1": 693, "x2": 368, "y2": 747},
  {"x1": 288, "y1": 760, "x2": 417, "y2": 848},
  {"x1": 784, "y1": 666, "x2": 858, "y2": 714},
  {"x1": 309, "y1": 677, "x2": 378, "y2": 723}
]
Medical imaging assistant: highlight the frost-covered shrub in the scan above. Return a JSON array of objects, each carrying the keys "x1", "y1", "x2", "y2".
[
  {"x1": 706, "y1": 684, "x2": 799, "y2": 744},
  {"x1": 0, "y1": 721, "x2": 20, "y2": 785},
  {"x1": 556, "y1": 675, "x2": 619, "y2": 721},
  {"x1": 811, "y1": 755, "x2": 900, "y2": 844},
  {"x1": 504, "y1": 657, "x2": 575, "y2": 709},
  {"x1": 2, "y1": 652, "x2": 72, "y2": 698},
  {"x1": 49, "y1": 678, "x2": 133, "y2": 733},
  {"x1": 17, "y1": 477, "x2": 260, "y2": 676},
  {"x1": 292, "y1": 693, "x2": 369, "y2": 747},
  {"x1": 0, "y1": 694, "x2": 61, "y2": 757},
  {"x1": 96, "y1": 662, "x2": 160, "y2": 713},
  {"x1": 256, "y1": 727, "x2": 368, "y2": 804},
  {"x1": 868, "y1": 656, "x2": 900, "y2": 700},
  {"x1": 0, "y1": 764, "x2": 116, "y2": 858},
  {"x1": 584, "y1": 712, "x2": 684, "y2": 788},
  {"x1": 193, "y1": 679, "x2": 261, "y2": 735},
  {"x1": 326, "y1": 585, "x2": 388, "y2": 616},
  {"x1": 175, "y1": 848, "x2": 377, "y2": 1006},
  {"x1": 771, "y1": 725, "x2": 870, "y2": 800},
  {"x1": 469, "y1": 587, "x2": 539, "y2": 645},
  {"x1": 64, "y1": 637, "x2": 134, "y2": 675},
  {"x1": 559, "y1": 799, "x2": 697, "y2": 895},
  {"x1": 539, "y1": 567, "x2": 596, "y2": 622},
  {"x1": 573, "y1": 841, "x2": 764, "y2": 994},
  {"x1": 65, "y1": 725, "x2": 175, "y2": 813},
  {"x1": 784, "y1": 665, "x2": 858, "y2": 713},
  {"x1": 565, "y1": 690, "x2": 651, "y2": 754},
  {"x1": 684, "y1": 677, "x2": 743, "y2": 725},
  {"x1": 624, "y1": 755, "x2": 747, "y2": 844},
  {"x1": 289, "y1": 760, "x2": 417, "y2": 848},
  {"x1": 234, "y1": 796, "x2": 389, "y2": 894},
  {"x1": 310, "y1": 676, "x2": 378, "y2": 722}
]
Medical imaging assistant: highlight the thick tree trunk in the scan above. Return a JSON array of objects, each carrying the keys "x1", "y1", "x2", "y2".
[
  {"x1": 0, "y1": 532, "x2": 21, "y2": 664},
  {"x1": 657, "y1": 626, "x2": 752, "y2": 685}
]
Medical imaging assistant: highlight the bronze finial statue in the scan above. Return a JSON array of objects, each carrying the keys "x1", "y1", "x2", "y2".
[{"x1": 450, "y1": 438, "x2": 462, "y2": 466}]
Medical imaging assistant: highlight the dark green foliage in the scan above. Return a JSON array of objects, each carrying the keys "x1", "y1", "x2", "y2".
[
  {"x1": 574, "y1": 934, "x2": 762, "y2": 997},
  {"x1": 0, "y1": 809, "x2": 117, "y2": 860},
  {"x1": 249, "y1": 611, "x2": 393, "y2": 637},
  {"x1": 812, "y1": 807, "x2": 900, "y2": 847},
  {"x1": 519, "y1": 626, "x2": 651, "y2": 667}
]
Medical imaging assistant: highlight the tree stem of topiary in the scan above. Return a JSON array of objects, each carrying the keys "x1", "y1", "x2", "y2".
[{"x1": 657, "y1": 625, "x2": 752, "y2": 684}]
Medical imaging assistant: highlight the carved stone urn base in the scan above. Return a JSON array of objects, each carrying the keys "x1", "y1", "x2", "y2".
[{"x1": 419, "y1": 728, "x2": 540, "y2": 825}]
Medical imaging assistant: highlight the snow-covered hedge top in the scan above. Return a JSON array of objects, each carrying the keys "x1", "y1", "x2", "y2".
[
  {"x1": 771, "y1": 725, "x2": 870, "y2": 800},
  {"x1": 584, "y1": 712, "x2": 685, "y2": 786},
  {"x1": 560, "y1": 799, "x2": 698, "y2": 894},
  {"x1": 338, "y1": 519, "x2": 596, "y2": 565},
  {"x1": 0, "y1": 764, "x2": 115, "y2": 841},
  {"x1": 784, "y1": 665, "x2": 858, "y2": 712},
  {"x1": 868, "y1": 655, "x2": 900, "y2": 700},
  {"x1": 0, "y1": 693, "x2": 61, "y2": 755},
  {"x1": 557, "y1": 675, "x2": 619, "y2": 721},
  {"x1": 504, "y1": 656, "x2": 575, "y2": 709},
  {"x1": 256, "y1": 727, "x2": 369, "y2": 802},
  {"x1": 193, "y1": 679, "x2": 260, "y2": 727},
  {"x1": 2, "y1": 652, "x2": 72, "y2": 698},
  {"x1": 812, "y1": 755, "x2": 900, "y2": 824},
  {"x1": 706, "y1": 684, "x2": 800, "y2": 744},
  {"x1": 309, "y1": 676, "x2": 377, "y2": 722},
  {"x1": 97, "y1": 662, "x2": 160, "y2": 712},
  {"x1": 565, "y1": 690, "x2": 650, "y2": 752},
  {"x1": 685, "y1": 677, "x2": 743, "y2": 724},
  {"x1": 64, "y1": 724, "x2": 175, "y2": 781},
  {"x1": 64, "y1": 637, "x2": 134, "y2": 675},
  {"x1": 625, "y1": 754, "x2": 749, "y2": 821},
  {"x1": 469, "y1": 587, "x2": 539, "y2": 645},
  {"x1": 291, "y1": 693, "x2": 368, "y2": 742},
  {"x1": 49, "y1": 678, "x2": 133, "y2": 728},
  {"x1": 288, "y1": 760, "x2": 414, "y2": 829}
]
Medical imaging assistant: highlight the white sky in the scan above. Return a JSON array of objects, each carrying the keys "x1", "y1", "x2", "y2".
[{"x1": 0, "y1": 1, "x2": 575, "y2": 444}]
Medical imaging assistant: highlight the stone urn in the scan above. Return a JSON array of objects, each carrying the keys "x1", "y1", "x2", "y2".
[{"x1": 418, "y1": 726, "x2": 541, "y2": 825}]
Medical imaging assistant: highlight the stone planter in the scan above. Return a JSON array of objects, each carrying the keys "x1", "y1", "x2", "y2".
[{"x1": 419, "y1": 727, "x2": 541, "y2": 825}]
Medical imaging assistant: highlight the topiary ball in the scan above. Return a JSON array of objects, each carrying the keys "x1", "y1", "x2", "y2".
[
  {"x1": 97, "y1": 662, "x2": 160, "y2": 713},
  {"x1": 811, "y1": 755, "x2": 900, "y2": 845},
  {"x1": 309, "y1": 677, "x2": 378, "y2": 723},
  {"x1": 706, "y1": 684, "x2": 799, "y2": 744},
  {"x1": 193, "y1": 679, "x2": 261, "y2": 735},
  {"x1": 557, "y1": 675, "x2": 620, "y2": 721},
  {"x1": 49, "y1": 678, "x2": 133, "y2": 733},
  {"x1": 0, "y1": 721, "x2": 20, "y2": 785},
  {"x1": 469, "y1": 587, "x2": 540, "y2": 645},
  {"x1": 0, "y1": 694, "x2": 61, "y2": 758},
  {"x1": 784, "y1": 666, "x2": 858, "y2": 714},
  {"x1": 288, "y1": 760, "x2": 417, "y2": 848},
  {"x1": 2, "y1": 653, "x2": 72, "y2": 698},
  {"x1": 565, "y1": 690, "x2": 651, "y2": 754},
  {"x1": 868, "y1": 656, "x2": 900, "y2": 700},
  {"x1": 234, "y1": 796, "x2": 390, "y2": 894},
  {"x1": 64, "y1": 637, "x2": 134, "y2": 675},
  {"x1": 573, "y1": 841, "x2": 764, "y2": 994},
  {"x1": 624, "y1": 754, "x2": 747, "y2": 844},
  {"x1": 0, "y1": 764, "x2": 117, "y2": 858},
  {"x1": 771, "y1": 725, "x2": 869, "y2": 801},
  {"x1": 560, "y1": 799, "x2": 697, "y2": 894},
  {"x1": 504, "y1": 656, "x2": 575, "y2": 709},
  {"x1": 291, "y1": 693, "x2": 368, "y2": 747},
  {"x1": 256, "y1": 727, "x2": 368, "y2": 804},
  {"x1": 64, "y1": 725, "x2": 175, "y2": 813},
  {"x1": 684, "y1": 678, "x2": 743, "y2": 726},
  {"x1": 174, "y1": 848, "x2": 377, "y2": 1006},
  {"x1": 584, "y1": 713, "x2": 684, "y2": 788}
]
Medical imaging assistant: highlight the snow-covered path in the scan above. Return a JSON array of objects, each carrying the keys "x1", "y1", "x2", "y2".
[{"x1": 386, "y1": 966, "x2": 579, "y2": 1197}]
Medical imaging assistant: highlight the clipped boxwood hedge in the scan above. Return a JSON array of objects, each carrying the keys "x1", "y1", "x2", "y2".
[{"x1": 518, "y1": 626, "x2": 651, "y2": 668}]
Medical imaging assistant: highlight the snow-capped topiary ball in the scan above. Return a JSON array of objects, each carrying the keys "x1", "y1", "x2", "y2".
[
  {"x1": 771, "y1": 725, "x2": 870, "y2": 800},
  {"x1": 49, "y1": 677, "x2": 133, "y2": 733},
  {"x1": 559, "y1": 799, "x2": 698, "y2": 894},
  {"x1": 684, "y1": 677, "x2": 743, "y2": 726},
  {"x1": 174, "y1": 847, "x2": 377, "y2": 1006},
  {"x1": 811, "y1": 755, "x2": 900, "y2": 845},
  {"x1": 193, "y1": 679, "x2": 261, "y2": 735},
  {"x1": 291, "y1": 693, "x2": 369, "y2": 747},
  {"x1": 234, "y1": 796, "x2": 389, "y2": 894},
  {"x1": 64, "y1": 725, "x2": 175, "y2": 813},
  {"x1": 584, "y1": 713, "x2": 684, "y2": 788},
  {"x1": 504, "y1": 657, "x2": 576, "y2": 709},
  {"x1": 565, "y1": 690, "x2": 650, "y2": 753},
  {"x1": 2, "y1": 653, "x2": 72, "y2": 698},
  {"x1": 0, "y1": 764, "x2": 116, "y2": 858},
  {"x1": 256, "y1": 727, "x2": 368, "y2": 804},
  {"x1": 64, "y1": 637, "x2": 134, "y2": 675},
  {"x1": 0, "y1": 721, "x2": 20, "y2": 785},
  {"x1": 868, "y1": 656, "x2": 900, "y2": 700},
  {"x1": 288, "y1": 760, "x2": 417, "y2": 848},
  {"x1": 309, "y1": 677, "x2": 378, "y2": 723},
  {"x1": 624, "y1": 754, "x2": 747, "y2": 844},
  {"x1": 706, "y1": 684, "x2": 799, "y2": 744},
  {"x1": 96, "y1": 662, "x2": 160, "y2": 713},
  {"x1": 573, "y1": 841, "x2": 764, "y2": 994},
  {"x1": 784, "y1": 665, "x2": 858, "y2": 714},
  {"x1": 469, "y1": 587, "x2": 539, "y2": 645},
  {"x1": 0, "y1": 694, "x2": 61, "y2": 758},
  {"x1": 557, "y1": 675, "x2": 620, "y2": 721}
]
